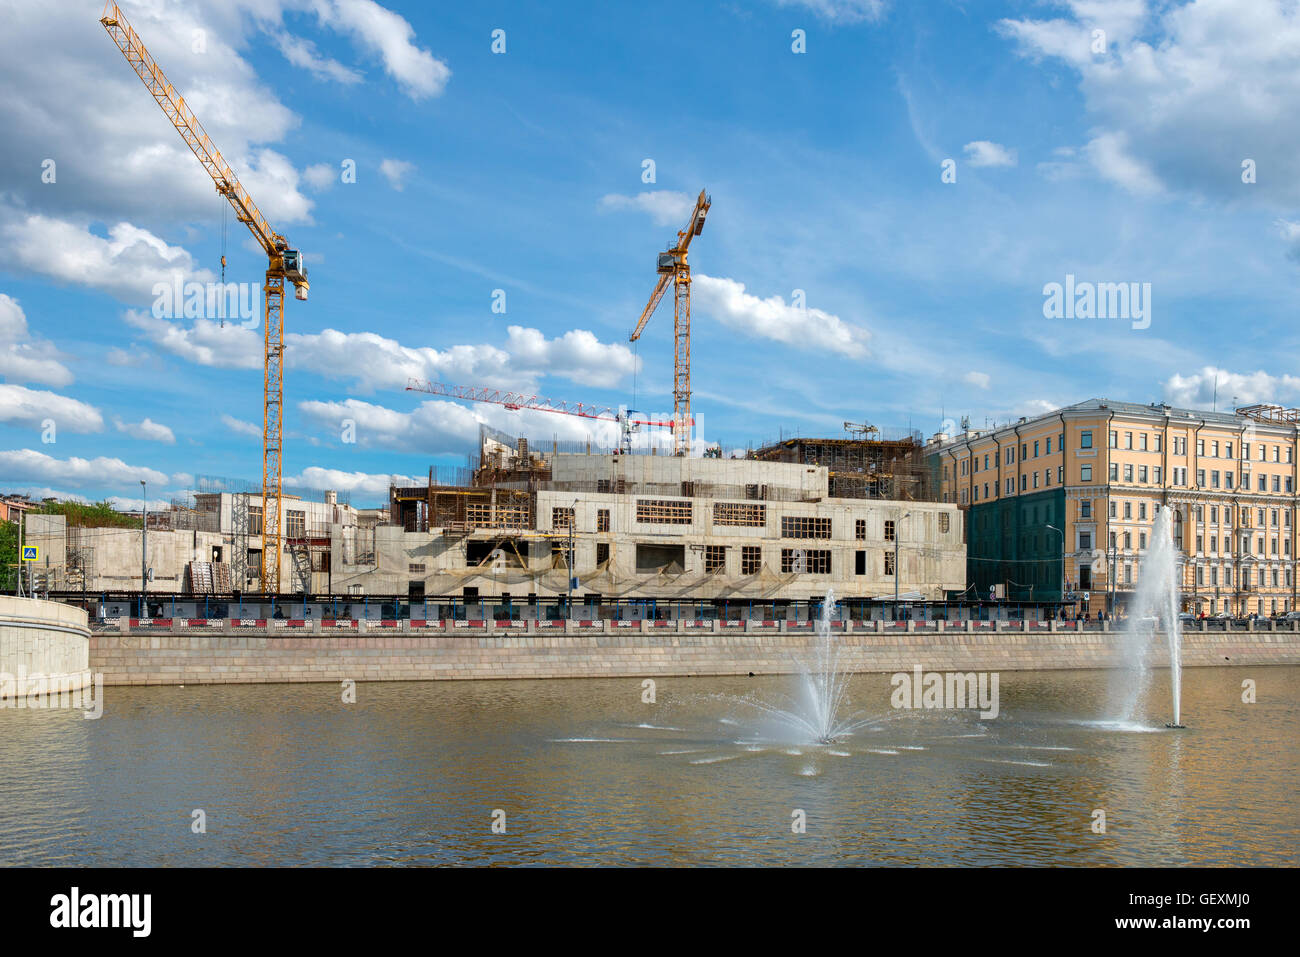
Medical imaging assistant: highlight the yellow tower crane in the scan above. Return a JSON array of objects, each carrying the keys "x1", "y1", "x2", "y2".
[
  {"x1": 100, "y1": 1, "x2": 309, "y2": 594},
  {"x1": 629, "y1": 189, "x2": 710, "y2": 456}
]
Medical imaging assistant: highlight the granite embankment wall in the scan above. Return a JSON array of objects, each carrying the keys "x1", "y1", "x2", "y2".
[
  {"x1": 0, "y1": 596, "x2": 91, "y2": 689},
  {"x1": 88, "y1": 618, "x2": 1300, "y2": 685}
]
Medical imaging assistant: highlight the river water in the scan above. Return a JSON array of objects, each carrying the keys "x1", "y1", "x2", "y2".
[{"x1": 1, "y1": 666, "x2": 1295, "y2": 866}]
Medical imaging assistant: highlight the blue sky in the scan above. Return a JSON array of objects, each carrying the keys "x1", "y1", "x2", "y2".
[{"x1": 4, "y1": 0, "x2": 1300, "y2": 507}]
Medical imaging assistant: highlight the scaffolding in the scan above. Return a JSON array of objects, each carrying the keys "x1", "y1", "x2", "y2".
[
  {"x1": 751, "y1": 433, "x2": 937, "y2": 501},
  {"x1": 1236, "y1": 404, "x2": 1300, "y2": 425}
]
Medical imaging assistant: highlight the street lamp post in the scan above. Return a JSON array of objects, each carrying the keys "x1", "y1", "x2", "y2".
[
  {"x1": 140, "y1": 479, "x2": 147, "y2": 618},
  {"x1": 894, "y1": 511, "x2": 911, "y2": 621},
  {"x1": 1047, "y1": 524, "x2": 1065, "y2": 619},
  {"x1": 566, "y1": 498, "x2": 578, "y2": 619}
]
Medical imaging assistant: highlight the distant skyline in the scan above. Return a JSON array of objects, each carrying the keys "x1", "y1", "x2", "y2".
[{"x1": 4, "y1": 0, "x2": 1300, "y2": 506}]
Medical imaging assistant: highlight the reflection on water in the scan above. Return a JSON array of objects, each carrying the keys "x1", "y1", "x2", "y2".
[{"x1": 0, "y1": 667, "x2": 1295, "y2": 866}]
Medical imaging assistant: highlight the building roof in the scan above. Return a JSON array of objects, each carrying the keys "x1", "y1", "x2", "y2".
[{"x1": 938, "y1": 396, "x2": 1299, "y2": 450}]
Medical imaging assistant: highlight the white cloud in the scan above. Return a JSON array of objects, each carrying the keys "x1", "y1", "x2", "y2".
[
  {"x1": 772, "y1": 0, "x2": 888, "y2": 24},
  {"x1": 0, "y1": 213, "x2": 212, "y2": 303},
  {"x1": 281, "y1": 465, "x2": 421, "y2": 497},
  {"x1": 274, "y1": 31, "x2": 363, "y2": 84},
  {"x1": 963, "y1": 371, "x2": 991, "y2": 389},
  {"x1": 105, "y1": 345, "x2": 153, "y2": 368},
  {"x1": 1276, "y1": 219, "x2": 1300, "y2": 262},
  {"x1": 0, "y1": 384, "x2": 103, "y2": 433},
  {"x1": 0, "y1": 294, "x2": 73, "y2": 387},
  {"x1": 123, "y1": 310, "x2": 261, "y2": 369},
  {"x1": 299, "y1": 396, "x2": 626, "y2": 455},
  {"x1": 221, "y1": 414, "x2": 263, "y2": 438},
  {"x1": 0, "y1": 2, "x2": 313, "y2": 230},
  {"x1": 963, "y1": 140, "x2": 1018, "y2": 168},
  {"x1": 379, "y1": 158, "x2": 415, "y2": 191},
  {"x1": 1163, "y1": 366, "x2": 1300, "y2": 409},
  {"x1": 693, "y1": 275, "x2": 869, "y2": 358},
  {"x1": 500, "y1": 326, "x2": 639, "y2": 389},
  {"x1": 999, "y1": 0, "x2": 1300, "y2": 205},
  {"x1": 599, "y1": 191, "x2": 694, "y2": 227},
  {"x1": 0, "y1": 449, "x2": 168, "y2": 489},
  {"x1": 1083, "y1": 131, "x2": 1162, "y2": 195},
  {"x1": 114, "y1": 416, "x2": 176, "y2": 444},
  {"x1": 319, "y1": 0, "x2": 451, "y2": 99},
  {"x1": 303, "y1": 163, "x2": 337, "y2": 191},
  {"x1": 123, "y1": 314, "x2": 638, "y2": 392}
]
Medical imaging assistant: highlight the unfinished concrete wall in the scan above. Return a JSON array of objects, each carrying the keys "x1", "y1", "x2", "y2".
[{"x1": 325, "y1": 489, "x2": 965, "y2": 601}]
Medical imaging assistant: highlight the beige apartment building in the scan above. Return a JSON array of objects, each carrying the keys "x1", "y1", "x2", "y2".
[{"x1": 935, "y1": 398, "x2": 1300, "y2": 617}]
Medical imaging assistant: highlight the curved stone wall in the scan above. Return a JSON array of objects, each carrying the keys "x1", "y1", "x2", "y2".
[{"x1": 0, "y1": 596, "x2": 91, "y2": 690}]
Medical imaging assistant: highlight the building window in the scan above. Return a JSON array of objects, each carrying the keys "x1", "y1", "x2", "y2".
[
  {"x1": 714, "y1": 502, "x2": 765, "y2": 527},
  {"x1": 286, "y1": 509, "x2": 305, "y2": 538},
  {"x1": 636, "y1": 499, "x2": 691, "y2": 524},
  {"x1": 741, "y1": 546, "x2": 761, "y2": 575},
  {"x1": 1080, "y1": 499, "x2": 1091, "y2": 518},
  {"x1": 1080, "y1": 464, "x2": 1093, "y2": 482},
  {"x1": 597, "y1": 509, "x2": 610, "y2": 533},
  {"x1": 249, "y1": 505, "x2": 263, "y2": 535},
  {"x1": 782, "y1": 548, "x2": 830, "y2": 574},
  {"x1": 1109, "y1": 430, "x2": 1118, "y2": 448},
  {"x1": 1081, "y1": 430, "x2": 1093, "y2": 449},
  {"x1": 884, "y1": 551, "x2": 895, "y2": 576},
  {"x1": 781, "y1": 515, "x2": 832, "y2": 539},
  {"x1": 884, "y1": 520, "x2": 895, "y2": 542},
  {"x1": 938, "y1": 513, "x2": 950, "y2": 533},
  {"x1": 705, "y1": 545, "x2": 726, "y2": 573},
  {"x1": 596, "y1": 542, "x2": 610, "y2": 565},
  {"x1": 408, "y1": 563, "x2": 426, "y2": 574},
  {"x1": 855, "y1": 519, "x2": 866, "y2": 540},
  {"x1": 553, "y1": 507, "x2": 575, "y2": 530}
]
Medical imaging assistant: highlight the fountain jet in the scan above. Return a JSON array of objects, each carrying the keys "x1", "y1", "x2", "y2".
[{"x1": 1117, "y1": 505, "x2": 1185, "y2": 728}]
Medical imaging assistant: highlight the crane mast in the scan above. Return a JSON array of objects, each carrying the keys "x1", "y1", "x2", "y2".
[
  {"x1": 101, "y1": 1, "x2": 309, "y2": 594},
  {"x1": 629, "y1": 189, "x2": 710, "y2": 456}
]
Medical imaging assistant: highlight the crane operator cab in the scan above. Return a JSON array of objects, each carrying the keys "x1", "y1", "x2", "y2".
[{"x1": 282, "y1": 249, "x2": 309, "y2": 300}]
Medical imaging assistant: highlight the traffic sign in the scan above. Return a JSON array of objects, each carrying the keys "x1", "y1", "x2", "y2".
[{"x1": 21, "y1": 545, "x2": 38, "y2": 562}]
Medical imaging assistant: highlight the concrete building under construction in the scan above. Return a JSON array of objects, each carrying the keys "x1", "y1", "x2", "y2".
[
  {"x1": 21, "y1": 428, "x2": 965, "y2": 615},
  {"x1": 751, "y1": 427, "x2": 939, "y2": 501}
]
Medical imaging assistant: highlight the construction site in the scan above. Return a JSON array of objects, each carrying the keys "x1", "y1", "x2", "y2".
[{"x1": 8, "y1": 4, "x2": 967, "y2": 620}]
